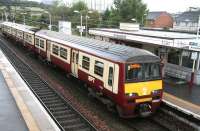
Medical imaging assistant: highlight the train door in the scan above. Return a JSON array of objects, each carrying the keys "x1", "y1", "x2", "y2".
[
  {"x1": 47, "y1": 41, "x2": 51, "y2": 62},
  {"x1": 71, "y1": 49, "x2": 79, "y2": 77},
  {"x1": 105, "y1": 63, "x2": 115, "y2": 92}
]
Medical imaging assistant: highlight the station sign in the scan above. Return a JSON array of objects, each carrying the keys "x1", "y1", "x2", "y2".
[
  {"x1": 191, "y1": 52, "x2": 198, "y2": 60},
  {"x1": 59, "y1": 21, "x2": 72, "y2": 35}
]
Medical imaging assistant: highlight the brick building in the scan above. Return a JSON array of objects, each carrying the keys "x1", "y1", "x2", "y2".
[{"x1": 145, "y1": 11, "x2": 173, "y2": 28}]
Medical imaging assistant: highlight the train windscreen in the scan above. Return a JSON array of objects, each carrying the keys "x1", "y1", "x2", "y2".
[{"x1": 126, "y1": 63, "x2": 161, "y2": 83}]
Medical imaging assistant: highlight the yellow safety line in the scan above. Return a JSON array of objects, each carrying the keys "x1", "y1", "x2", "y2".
[
  {"x1": 3, "y1": 71, "x2": 40, "y2": 131},
  {"x1": 163, "y1": 92, "x2": 200, "y2": 110}
]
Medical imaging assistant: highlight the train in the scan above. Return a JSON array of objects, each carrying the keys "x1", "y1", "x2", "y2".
[{"x1": 1, "y1": 22, "x2": 163, "y2": 118}]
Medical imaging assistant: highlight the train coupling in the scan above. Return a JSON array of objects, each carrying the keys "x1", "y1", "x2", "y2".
[{"x1": 139, "y1": 103, "x2": 152, "y2": 117}]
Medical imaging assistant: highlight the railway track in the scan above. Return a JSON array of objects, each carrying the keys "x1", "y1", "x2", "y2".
[
  {"x1": 125, "y1": 118, "x2": 169, "y2": 131},
  {"x1": 0, "y1": 39, "x2": 97, "y2": 131}
]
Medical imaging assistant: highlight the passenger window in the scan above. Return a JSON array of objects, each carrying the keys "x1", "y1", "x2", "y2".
[
  {"x1": 82, "y1": 56, "x2": 90, "y2": 70},
  {"x1": 94, "y1": 61, "x2": 104, "y2": 77},
  {"x1": 40, "y1": 40, "x2": 44, "y2": 49},
  {"x1": 25, "y1": 34, "x2": 28, "y2": 41},
  {"x1": 28, "y1": 35, "x2": 32, "y2": 43},
  {"x1": 35, "y1": 38, "x2": 39, "y2": 47},
  {"x1": 52, "y1": 45, "x2": 59, "y2": 55},
  {"x1": 108, "y1": 67, "x2": 114, "y2": 86},
  {"x1": 60, "y1": 47, "x2": 67, "y2": 60}
]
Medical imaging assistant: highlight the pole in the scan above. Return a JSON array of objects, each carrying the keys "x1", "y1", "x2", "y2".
[
  {"x1": 4, "y1": 11, "x2": 8, "y2": 21},
  {"x1": 86, "y1": 15, "x2": 88, "y2": 37},
  {"x1": 196, "y1": 15, "x2": 200, "y2": 41},
  {"x1": 190, "y1": 59, "x2": 196, "y2": 88},
  {"x1": 1, "y1": 13, "x2": 3, "y2": 21},
  {"x1": 23, "y1": 15, "x2": 25, "y2": 25},
  {"x1": 49, "y1": 13, "x2": 52, "y2": 30},
  {"x1": 80, "y1": 14, "x2": 83, "y2": 37},
  {"x1": 13, "y1": 14, "x2": 15, "y2": 23}
]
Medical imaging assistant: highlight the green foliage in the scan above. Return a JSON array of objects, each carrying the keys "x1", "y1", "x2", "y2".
[{"x1": 102, "y1": 0, "x2": 148, "y2": 27}]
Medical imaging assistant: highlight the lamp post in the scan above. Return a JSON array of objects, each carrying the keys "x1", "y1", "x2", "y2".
[
  {"x1": 4, "y1": 10, "x2": 8, "y2": 21},
  {"x1": 85, "y1": 15, "x2": 90, "y2": 37},
  {"x1": 142, "y1": 13, "x2": 147, "y2": 26},
  {"x1": 85, "y1": 11, "x2": 92, "y2": 37},
  {"x1": 1, "y1": 13, "x2": 3, "y2": 21},
  {"x1": 12, "y1": 13, "x2": 15, "y2": 23},
  {"x1": 44, "y1": 11, "x2": 52, "y2": 30},
  {"x1": 74, "y1": 10, "x2": 83, "y2": 37},
  {"x1": 20, "y1": 12, "x2": 27, "y2": 25}
]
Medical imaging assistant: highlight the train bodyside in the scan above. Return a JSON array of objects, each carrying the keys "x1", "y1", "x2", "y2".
[
  {"x1": 1, "y1": 22, "x2": 163, "y2": 118},
  {"x1": 1, "y1": 22, "x2": 36, "y2": 51}
]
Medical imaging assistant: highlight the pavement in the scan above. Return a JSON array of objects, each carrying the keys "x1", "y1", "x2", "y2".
[
  {"x1": 0, "y1": 71, "x2": 28, "y2": 131},
  {"x1": 164, "y1": 79, "x2": 200, "y2": 106},
  {"x1": 163, "y1": 77, "x2": 200, "y2": 119}
]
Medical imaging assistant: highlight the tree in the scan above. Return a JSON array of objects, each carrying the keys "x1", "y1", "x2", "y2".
[{"x1": 103, "y1": 0, "x2": 148, "y2": 26}]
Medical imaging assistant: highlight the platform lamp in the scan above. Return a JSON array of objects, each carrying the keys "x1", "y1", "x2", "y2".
[
  {"x1": 142, "y1": 13, "x2": 147, "y2": 26},
  {"x1": 86, "y1": 10, "x2": 93, "y2": 37},
  {"x1": 20, "y1": 12, "x2": 27, "y2": 25},
  {"x1": 1, "y1": 13, "x2": 3, "y2": 21},
  {"x1": 74, "y1": 10, "x2": 83, "y2": 37},
  {"x1": 44, "y1": 11, "x2": 52, "y2": 31}
]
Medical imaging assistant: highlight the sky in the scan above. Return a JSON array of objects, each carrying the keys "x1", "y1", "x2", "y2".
[
  {"x1": 31, "y1": 0, "x2": 200, "y2": 13},
  {"x1": 143, "y1": 0, "x2": 200, "y2": 13}
]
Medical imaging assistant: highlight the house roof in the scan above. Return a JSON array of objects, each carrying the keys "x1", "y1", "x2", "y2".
[
  {"x1": 146, "y1": 11, "x2": 166, "y2": 20},
  {"x1": 175, "y1": 10, "x2": 200, "y2": 23}
]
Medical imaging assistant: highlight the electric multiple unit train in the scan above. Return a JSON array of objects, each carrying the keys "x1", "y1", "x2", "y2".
[{"x1": 1, "y1": 22, "x2": 163, "y2": 118}]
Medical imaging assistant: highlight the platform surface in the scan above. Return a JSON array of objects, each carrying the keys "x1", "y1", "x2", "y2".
[
  {"x1": 0, "y1": 71, "x2": 28, "y2": 131},
  {"x1": 163, "y1": 80, "x2": 200, "y2": 119}
]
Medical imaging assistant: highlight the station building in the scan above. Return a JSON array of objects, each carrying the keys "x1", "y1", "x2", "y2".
[{"x1": 89, "y1": 23, "x2": 200, "y2": 85}]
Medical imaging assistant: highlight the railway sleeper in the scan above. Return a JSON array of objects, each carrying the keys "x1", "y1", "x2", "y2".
[
  {"x1": 52, "y1": 109, "x2": 73, "y2": 116},
  {"x1": 32, "y1": 87, "x2": 51, "y2": 92},
  {"x1": 59, "y1": 118, "x2": 81, "y2": 125},
  {"x1": 39, "y1": 94, "x2": 57, "y2": 99},
  {"x1": 63, "y1": 123, "x2": 88, "y2": 131},
  {"x1": 33, "y1": 86, "x2": 51, "y2": 90},
  {"x1": 41, "y1": 96, "x2": 60, "y2": 101},
  {"x1": 49, "y1": 106, "x2": 68, "y2": 112},
  {"x1": 48, "y1": 104, "x2": 69, "y2": 111},
  {"x1": 35, "y1": 90, "x2": 54, "y2": 95},
  {"x1": 29, "y1": 84, "x2": 48, "y2": 88},
  {"x1": 42, "y1": 99, "x2": 63, "y2": 105},
  {"x1": 75, "y1": 128, "x2": 92, "y2": 131},
  {"x1": 55, "y1": 113, "x2": 77, "y2": 120}
]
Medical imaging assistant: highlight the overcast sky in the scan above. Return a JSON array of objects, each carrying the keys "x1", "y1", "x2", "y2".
[
  {"x1": 31, "y1": 0, "x2": 200, "y2": 13},
  {"x1": 143, "y1": 0, "x2": 200, "y2": 13}
]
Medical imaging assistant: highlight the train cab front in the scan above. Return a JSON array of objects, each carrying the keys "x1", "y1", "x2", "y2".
[{"x1": 118, "y1": 63, "x2": 163, "y2": 118}]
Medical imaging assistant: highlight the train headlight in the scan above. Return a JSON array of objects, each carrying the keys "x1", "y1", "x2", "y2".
[
  {"x1": 152, "y1": 89, "x2": 161, "y2": 95},
  {"x1": 125, "y1": 93, "x2": 138, "y2": 97}
]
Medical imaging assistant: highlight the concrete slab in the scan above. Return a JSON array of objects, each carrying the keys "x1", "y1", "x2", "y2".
[
  {"x1": 163, "y1": 81, "x2": 200, "y2": 119},
  {"x1": 0, "y1": 72, "x2": 28, "y2": 131}
]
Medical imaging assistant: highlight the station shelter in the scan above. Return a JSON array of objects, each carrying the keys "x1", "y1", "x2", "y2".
[{"x1": 89, "y1": 23, "x2": 200, "y2": 85}]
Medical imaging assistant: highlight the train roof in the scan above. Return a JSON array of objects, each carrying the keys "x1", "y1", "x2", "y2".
[
  {"x1": 2, "y1": 22, "x2": 38, "y2": 34},
  {"x1": 36, "y1": 30, "x2": 160, "y2": 63}
]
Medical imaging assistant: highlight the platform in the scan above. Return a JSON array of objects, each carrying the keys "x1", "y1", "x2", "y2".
[
  {"x1": 0, "y1": 49, "x2": 60, "y2": 131},
  {"x1": 0, "y1": 71, "x2": 28, "y2": 131},
  {"x1": 163, "y1": 80, "x2": 200, "y2": 119}
]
